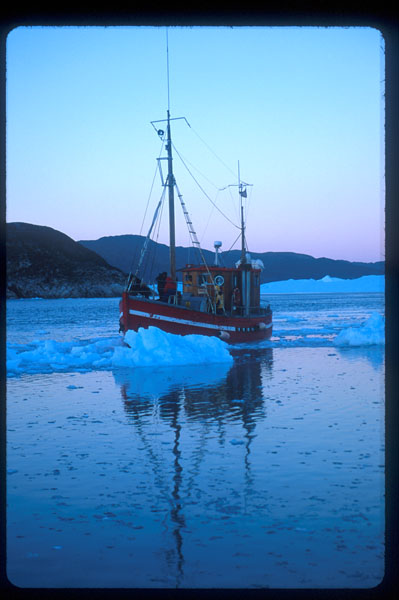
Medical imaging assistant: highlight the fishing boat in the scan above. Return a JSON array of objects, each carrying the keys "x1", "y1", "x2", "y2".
[{"x1": 119, "y1": 47, "x2": 272, "y2": 344}]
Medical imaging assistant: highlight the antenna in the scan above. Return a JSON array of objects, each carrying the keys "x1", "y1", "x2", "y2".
[{"x1": 166, "y1": 28, "x2": 171, "y2": 113}]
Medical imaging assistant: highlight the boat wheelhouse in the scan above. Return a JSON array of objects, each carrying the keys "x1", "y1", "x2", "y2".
[{"x1": 119, "y1": 250, "x2": 272, "y2": 345}]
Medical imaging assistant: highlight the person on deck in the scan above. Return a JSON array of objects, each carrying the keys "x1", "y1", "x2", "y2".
[
  {"x1": 128, "y1": 275, "x2": 151, "y2": 298},
  {"x1": 163, "y1": 276, "x2": 177, "y2": 303},
  {"x1": 215, "y1": 285, "x2": 224, "y2": 315},
  {"x1": 156, "y1": 272, "x2": 167, "y2": 300},
  {"x1": 232, "y1": 286, "x2": 241, "y2": 314}
]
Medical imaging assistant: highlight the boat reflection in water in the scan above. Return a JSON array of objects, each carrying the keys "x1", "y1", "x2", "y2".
[{"x1": 112, "y1": 348, "x2": 273, "y2": 587}]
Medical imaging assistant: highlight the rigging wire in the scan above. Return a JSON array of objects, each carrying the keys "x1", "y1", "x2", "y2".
[
  {"x1": 139, "y1": 139, "x2": 165, "y2": 236},
  {"x1": 174, "y1": 180, "x2": 221, "y2": 312},
  {"x1": 244, "y1": 184, "x2": 254, "y2": 227},
  {"x1": 172, "y1": 142, "x2": 240, "y2": 230},
  {"x1": 147, "y1": 187, "x2": 166, "y2": 285},
  {"x1": 169, "y1": 146, "x2": 220, "y2": 191},
  {"x1": 188, "y1": 123, "x2": 237, "y2": 179},
  {"x1": 126, "y1": 139, "x2": 165, "y2": 286},
  {"x1": 128, "y1": 186, "x2": 167, "y2": 290},
  {"x1": 227, "y1": 183, "x2": 241, "y2": 223},
  {"x1": 226, "y1": 230, "x2": 243, "y2": 254},
  {"x1": 200, "y1": 189, "x2": 219, "y2": 244}
]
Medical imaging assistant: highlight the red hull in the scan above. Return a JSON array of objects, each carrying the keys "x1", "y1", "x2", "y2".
[{"x1": 119, "y1": 292, "x2": 272, "y2": 344}]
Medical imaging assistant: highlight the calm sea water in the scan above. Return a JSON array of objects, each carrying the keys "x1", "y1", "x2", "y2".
[{"x1": 6, "y1": 293, "x2": 385, "y2": 588}]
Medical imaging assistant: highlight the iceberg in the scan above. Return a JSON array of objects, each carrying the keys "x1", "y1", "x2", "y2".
[
  {"x1": 261, "y1": 275, "x2": 384, "y2": 295},
  {"x1": 115, "y1": 327, "x2": 233, "y2": 368},
  {"x1": 7, "y1": 327, "x2": 232, "y2": 377},
  {"x1": 334, "y1": 312, "x2": 385, "y2": 347}
]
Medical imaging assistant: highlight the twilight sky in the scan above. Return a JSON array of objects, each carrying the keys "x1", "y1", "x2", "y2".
[{"x1": 6, "y1": 26, "x2": 384, "y2": 262}]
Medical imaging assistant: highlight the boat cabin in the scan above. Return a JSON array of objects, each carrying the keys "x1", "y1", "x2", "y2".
[{"x1": 179, "y1": 264, "x2": 262, "y2": 316}]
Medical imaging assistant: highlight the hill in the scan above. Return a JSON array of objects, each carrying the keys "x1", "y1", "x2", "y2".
[
  {"x1": 6, "y1": 223, "x2": 126, "y2": 299},
  {"x1": 79, "y1": 234, "x2": 384, "y2": 284}
]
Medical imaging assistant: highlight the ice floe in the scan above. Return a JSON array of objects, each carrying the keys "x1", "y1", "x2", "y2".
[
  {"x1": 7, "y1": 326, "x2": 232, "y2": 377},
  {"x1": 334, "y1": 312, "x2": 385, "y2": 347},
  {"x1": 113, "y1": 327, "x2": 233, "y2": 368}
]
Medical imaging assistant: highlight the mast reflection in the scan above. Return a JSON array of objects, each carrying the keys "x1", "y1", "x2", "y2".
[{"x1": 112, "y1": 347, "x2": 273, "y2": 586}]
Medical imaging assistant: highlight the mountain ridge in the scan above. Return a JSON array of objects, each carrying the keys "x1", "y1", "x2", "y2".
[
  {"x1": 79, "y1": 233, "x2": 384, "y2": 284},
  {"x1": 6, "y1": 222, "x2": 384, "y2": 300}
]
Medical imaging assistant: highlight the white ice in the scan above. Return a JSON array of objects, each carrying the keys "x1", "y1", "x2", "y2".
[
  {"x1": 7, "y1": 326, "x2": 233, "y2": 377},
  {"x1": 261, "y1": 275, "x2": 384, "y2": 294},
  {"x1": 113, "y1": 327, "x2": 233, "y2": 368},
  {"x1": 333, "y1": 312, "x2": 385, "y2": 347}
]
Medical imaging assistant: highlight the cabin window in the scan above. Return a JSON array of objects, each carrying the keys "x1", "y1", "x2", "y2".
[{"x1": 198, "y1": 274, "x2": 207, "y2": 285}]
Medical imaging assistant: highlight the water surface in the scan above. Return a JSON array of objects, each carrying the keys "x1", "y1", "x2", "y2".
[{"x1": 6, "y1": 293, "x2": 385, "y2": 588}]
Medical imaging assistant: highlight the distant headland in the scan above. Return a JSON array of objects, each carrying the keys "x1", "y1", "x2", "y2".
[{"x1": 6, "y1": 223, "x2": 384, "y2": 299}]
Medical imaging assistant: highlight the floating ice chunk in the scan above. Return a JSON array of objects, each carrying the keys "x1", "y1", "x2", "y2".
[
  {"x1": 334, "y1": 312, "x2": 385, "y2": 347},
  {"x1": 6, "y1": 335, "x2": 122, "y2": 376},
  {"x1": 114, "y1": 327, "x2": 233, "y2": 368},
  {"x1": 6, "y1": 327, "x2": 232, "y2": 376},
  {"x1": 230, "y1": 439, "x2": 245, "y2": 445}
]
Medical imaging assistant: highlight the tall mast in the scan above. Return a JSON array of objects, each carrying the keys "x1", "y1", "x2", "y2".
[
  {"x1": 238, "y1": 161, "x2": 251, "y2": 317},
  {"x1": 166, "y1": 109, "x2": 176, "y2": 282},
  {"x1": 166, "y1": 29, "x2": 176, "y2": 282}
]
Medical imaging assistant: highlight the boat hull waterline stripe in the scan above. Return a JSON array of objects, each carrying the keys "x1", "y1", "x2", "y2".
[{"x1": 128, "y1": 308, "x2": 272, "y2": 332}]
